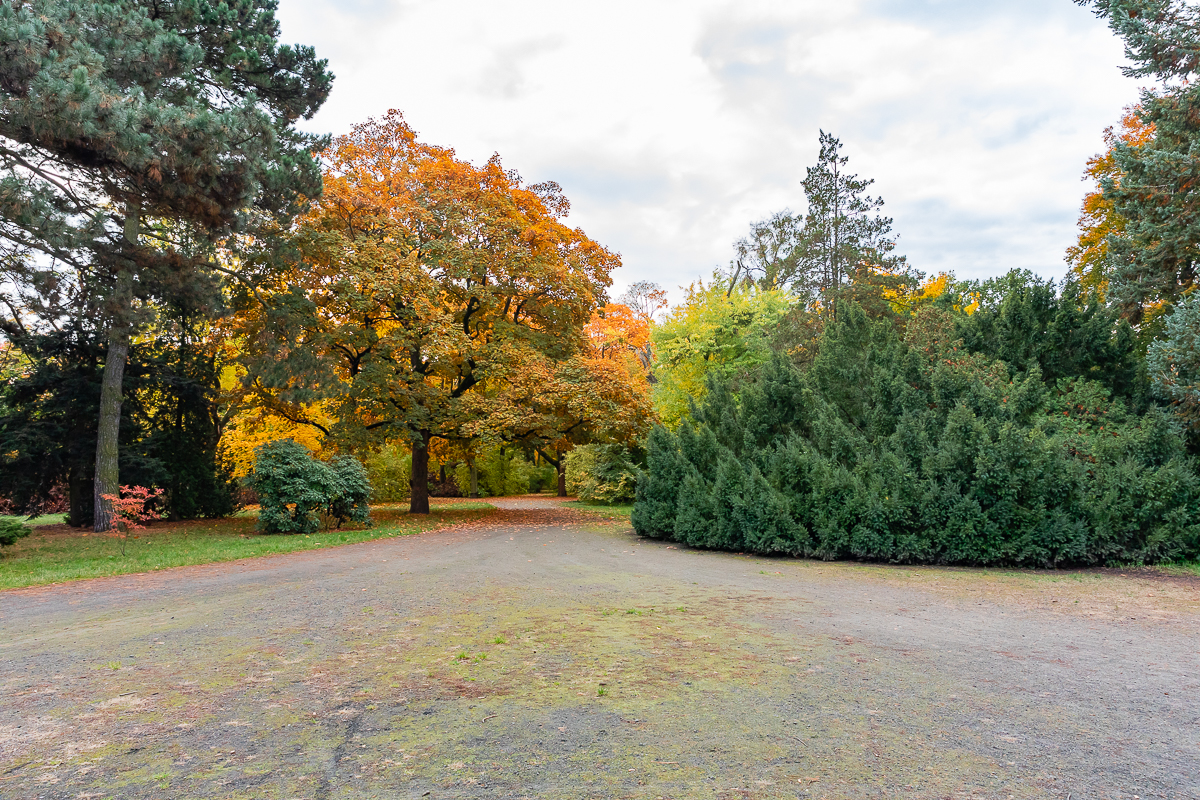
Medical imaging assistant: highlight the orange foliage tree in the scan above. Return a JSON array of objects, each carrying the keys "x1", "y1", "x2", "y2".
[
  {"x1": 1066, "y1": 107, "x2": 1155, "y2": 300},
  {"x1": 234, "y1": 111, "x2": 619, "y2": 512}
]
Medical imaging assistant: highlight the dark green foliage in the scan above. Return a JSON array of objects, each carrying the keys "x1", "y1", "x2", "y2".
[
  {"x1": 634, "y1": 299, "x2": 1200, "y2": 567},
  {"x1": 631, "y1": 426, "x2": 687, "y2": 538},
  {"x1": 0, "y1": 518, "x2": 30, "y2": 547},
  {"x1": 251, "y1": 440, "x2": 371, "y2": 535},
  {"x1": 326, "y1": 456, "x2": 372, "y2": 529},
  {"x1": 1147, "y1": 293, "x2": 1200, "y2": 442},
  {"x1": 252, "y1": 441, "x2": 372, "y2": 534},
  {"x1": 0, "y1": 318, "x2": 235, "y2": 525},
  {"x1": 0, "y1": 327, "x2": 102, "y2": 526},
  {"x1": 948, "y1": 272, "x2": 1144, "y2": 403},
  {"x1": 252, "y1": 440, "x2": 330, "y2": 535}
]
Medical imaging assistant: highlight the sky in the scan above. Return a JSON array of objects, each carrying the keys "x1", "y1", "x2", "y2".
[{"x1": 277, "y1": 0, "x2": 1141, "y2": 302}]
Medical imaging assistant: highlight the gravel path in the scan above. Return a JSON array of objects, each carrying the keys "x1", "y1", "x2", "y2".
[{"x1": 1, "y1": 498, "x2": 1197, "y2": 799}]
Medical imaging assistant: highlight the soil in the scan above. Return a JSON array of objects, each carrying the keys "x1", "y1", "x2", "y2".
[{"x1": 1, "y1": 497, "x2": 1197, "y2": 799}]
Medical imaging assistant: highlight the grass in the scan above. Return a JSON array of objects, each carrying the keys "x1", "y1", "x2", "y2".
[
  {"x1": 0, "y1": 500, "x2": 494, "y2": 591},
  {"x1": 2, "y1": 513, "x2": 68, "y2": 527},
  {"x1": 565, "y1": 499, "x2": 634, "y2": 517}
]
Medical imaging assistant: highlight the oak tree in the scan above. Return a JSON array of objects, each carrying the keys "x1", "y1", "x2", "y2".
[{"x1": 239, "y1": 112, "x2": 618, "y2": 512}]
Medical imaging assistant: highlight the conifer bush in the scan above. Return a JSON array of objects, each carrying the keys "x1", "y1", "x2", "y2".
[
  {"x1": 0, "y1": 518, "x2": 30, "y2": 548},
  {"x1": 634, "y1": 299, "x2": 1200, "y2": 567}
]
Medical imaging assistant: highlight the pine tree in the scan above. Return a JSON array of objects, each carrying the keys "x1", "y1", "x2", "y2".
[
  {"x1": 0, "y1": 1, "x2": 331, "y2": 529},
  {"x1": 794, "y1": 132, "x2": 913, "y2": 316},
  {"x1": 1078, "y1": 1, "x2": 1200, "y2": 324}
]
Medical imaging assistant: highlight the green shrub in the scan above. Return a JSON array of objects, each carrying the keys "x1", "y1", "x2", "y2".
[
  {"x1": 634, "y1": 299, "x2": 1200, "y2": 567},
  {"x1": 0, "y1": 518, "x2": 31, "y2": 548},
  {"x1": 251, "y1": 440, "x2": 372, "y2": 534},
  {"x1": 364, "y1": 443, "x2": 411, "y2": 502},
  {"x1": 325, "y1": 456, "x2": 372, "y2": 529},
  {"x1": 566, "y1": 444, "x2": 638, "y2": 504}
]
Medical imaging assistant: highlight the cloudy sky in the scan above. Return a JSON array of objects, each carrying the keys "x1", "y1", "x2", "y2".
[{"x1": 277, "y1": 0, "x2": 1140, "y2": 300}]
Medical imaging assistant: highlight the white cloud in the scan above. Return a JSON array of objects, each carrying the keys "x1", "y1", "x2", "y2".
[{"x1": 277, "y1": 0, "x2": 1139, "y2": 300}]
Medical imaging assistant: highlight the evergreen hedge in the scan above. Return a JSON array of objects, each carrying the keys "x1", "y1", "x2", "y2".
[{"x1": 633, "y1": 301, "x2": 1200, "y2": 567}]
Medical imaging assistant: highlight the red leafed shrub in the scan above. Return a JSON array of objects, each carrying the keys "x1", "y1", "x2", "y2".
[{"x1": 100, "y1": 486, "x2": 164, "y2": 530}]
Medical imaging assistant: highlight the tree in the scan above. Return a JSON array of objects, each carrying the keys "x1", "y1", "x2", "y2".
[
  {"x1": 635, "y1": 297, "x2": 1200, "y2": 567},
  {"x1": 730, "y1": 210, "x2": 804, "y2": 293},
  {"x1": 946, "y1": 270, "x2": 1144, "y2": 404},
  {"x1": 1147, "y1": 293, "x2": 1200, "y2": 438},
  {"x1": 615, "y1": 281, "x2": 668, "y2": 374},
  {"x1": 0, "y1": 0, "x2": 332, "y2": 529},
  {"x1": 0, "y1": 310, "x2": 236, "y2": 524},
  {"x1": 237, "y1": 112, "x2": 617, "y2": 512},
  {"x1": 472, "y1": 349, "x2": 655, "y2": 496},
  {"x1": 793, "y1": 132, "x2": 914, "y2": 315},
  {"x1": 650, "y1": 277, "x2": 790, "y2": 428},
  {"x1": 1078, "y1": 0, "x2": 1200, "y2": 325},
  {"x1": 1066, "y1": 107, "x2": 1155, "y2": 300},
  {"x1": 725, "y1": 133, "x2": 917, "y2": 318}
]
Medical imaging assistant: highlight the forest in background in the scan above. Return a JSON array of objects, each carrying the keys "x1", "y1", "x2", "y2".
[{"x1": 0, "y1": 0, "x2": 1197, "y2": 565}]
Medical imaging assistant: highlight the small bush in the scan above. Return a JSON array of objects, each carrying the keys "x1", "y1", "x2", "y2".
[
  {"x1": 252, "y1": 440, "x2": 372, "y2": 534},
  {"x1": 566, "y1": 444, "x2": 638, "y2": 504},
  {"x1": 100, "y1": 485, "x2": 165, "y2": 530},
  {"x1": 0, "y1": 518, "x2": 30, "y2": 547}
]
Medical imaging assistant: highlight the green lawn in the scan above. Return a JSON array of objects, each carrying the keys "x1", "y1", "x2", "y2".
[
  {"x1": 565, "y1": 499, "x2": 634, "y2": 517},
  {"x1": 0, "y1": 500, "x2": 494, "y2": 591}
]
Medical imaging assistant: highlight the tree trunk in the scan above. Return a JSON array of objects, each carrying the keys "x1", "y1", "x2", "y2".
[
  {"x1": 94, "y1": 207, "x2": 138, "y2": 532},
  {"x1": 94, "y1": 319, "x2": 130, "y2": 532},
  {"x1": 556, "y1": 447, "x2": 567, "y2": 497},
  {"x1": 410, "y1": 430, "x2": 431, "y2": 514},
  {"x1": 467, "y1": 454, "x2": 479, "y2": 498}
]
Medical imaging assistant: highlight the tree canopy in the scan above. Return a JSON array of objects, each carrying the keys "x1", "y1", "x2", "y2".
[
  {"x1": 0, "y1": 0, "x2": 332, "y2": 528},
  {"x1": 236, "y1": 111, "x2": 620, "y2": 511}
]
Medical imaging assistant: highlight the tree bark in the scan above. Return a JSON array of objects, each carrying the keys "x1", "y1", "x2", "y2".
[
  {"x1": 94, "y1": 207, "x2": 138, "y2": 532},
  {"x1": 556, "y1": 446, "x2": 567, "y2": 497},
  {"x1": 410, "y1": 430, "x2": 431, "y2": 514},
  {"x1": 467, "y1": 453, "x2": 479, "y2": 498}
]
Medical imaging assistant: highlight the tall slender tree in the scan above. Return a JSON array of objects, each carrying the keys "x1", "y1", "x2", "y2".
[
  {"x1": 795, "y1": 131, "x2": 910, "y2": 315},
  {"x1": 727, "y1": 133, "x2": 914, "y2": 316},
  {"x1": 0, "y1": 1, "x2": 332, "y2": 529}
]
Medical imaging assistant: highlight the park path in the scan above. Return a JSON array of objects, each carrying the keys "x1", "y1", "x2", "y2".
[{"x1": 1, "y1": 497, "x2": 1198, "y2": 799}]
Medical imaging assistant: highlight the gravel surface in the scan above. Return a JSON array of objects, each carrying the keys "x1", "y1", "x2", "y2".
[{"x1": 1, "y1": 497, "x2": 1197, "y2": 799}]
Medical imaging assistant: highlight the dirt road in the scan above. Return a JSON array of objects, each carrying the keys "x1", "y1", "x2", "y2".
[{"x1": 1, "y1": 498, "x2": 1197, "y2": 799}]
